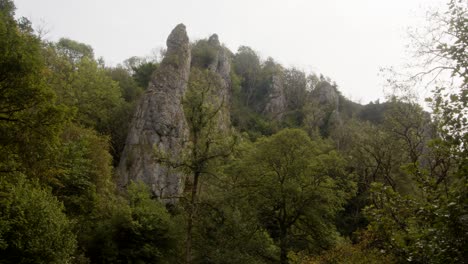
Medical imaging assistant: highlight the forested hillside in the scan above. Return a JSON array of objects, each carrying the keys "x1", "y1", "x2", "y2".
[{"x1": 0, "y1": 0, "x2": 466, "y2": 263}]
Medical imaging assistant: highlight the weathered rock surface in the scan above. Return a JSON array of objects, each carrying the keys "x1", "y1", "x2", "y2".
[
  {"x1": 207, "y1": 34, "x2": 231, "y2": 91},
  {"x1": 118, "y1": 24, "x2": 191, "y2": 203},
  {"x1": 206, "y1": 34, "x2": 232, "y2": 130},
  {"x1": 264, "y1": 74, "x2": 287, "y2": 120}
]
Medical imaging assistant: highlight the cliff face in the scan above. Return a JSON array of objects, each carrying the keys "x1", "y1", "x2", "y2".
[{"x1": 118, "y1": 24, "x2": 191, "y2": 203}]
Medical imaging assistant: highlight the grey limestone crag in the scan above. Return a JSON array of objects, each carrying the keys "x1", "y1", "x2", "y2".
[
  {"x1": 311, "y1": 81, "x2": 342, "y2": 131},
  {"x1": 206, "y1": 34, "x2": 232, "y2": 130},
  {"x1": 207, "y1": 34, "x2": 231, "y2": 91},
  {"x1": 118, "y1": 24, "x2": 191, "y2": 203}
]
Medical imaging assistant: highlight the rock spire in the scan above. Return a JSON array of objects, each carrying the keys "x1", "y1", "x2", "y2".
[{"x1": 117, "y1": 24, "x2": 191, "y2": 203}]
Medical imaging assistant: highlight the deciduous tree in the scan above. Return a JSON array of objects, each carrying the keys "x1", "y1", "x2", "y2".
[{"x1": 238, "y1": 128, "x2": 355, "y2": 264}]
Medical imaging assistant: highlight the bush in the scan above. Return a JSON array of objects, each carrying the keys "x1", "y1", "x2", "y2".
[
  {"x1": 84, "y1": 181, "x2": 179, "y2": 263},
  {"x1": 0, "y1": 174, "x2": 76, "y2": 264}
]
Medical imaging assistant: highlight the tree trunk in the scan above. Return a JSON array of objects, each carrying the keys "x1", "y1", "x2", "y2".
[
  {"x1": 279, "y1": 227, "x2": 288, "y2": 264},
  {"x1": 185, "y1": 213, "x2": 193, "y2": 264},
  {"x1": 185, "y1": 171, "x2": 200, "y2": 264}
]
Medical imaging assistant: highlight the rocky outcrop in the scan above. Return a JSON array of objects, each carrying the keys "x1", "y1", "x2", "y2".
[
  {"x1": 207, "y1": 34, "x2": 231, "y2": 91},
  {"x1": 310, "y1": 81, "x2": 342, "y2": 134},
  {"x1": 264, "y1": 74, "x2": 287, "y2": 120},
  {"x1": 206, "y1": 34, "x2": 232, "y2": 130},
  {"x1": 312, "y1": 81, "x2": 339, "y2": 110},
  {"x1": 117, "y1": 24, "x2": 191, "y2": 203}
]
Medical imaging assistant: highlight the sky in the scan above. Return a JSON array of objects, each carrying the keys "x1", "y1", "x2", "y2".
[{"x1": 14, "y1": 0, "x2": 446, "y2": 104}]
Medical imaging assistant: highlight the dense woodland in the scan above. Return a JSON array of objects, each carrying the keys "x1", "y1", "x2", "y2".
[{"x1": 0, "y1": 0, "x2": 467, "y2": 263}]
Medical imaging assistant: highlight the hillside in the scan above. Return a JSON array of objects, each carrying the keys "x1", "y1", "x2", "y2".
[{"x1": 0, "y1": 0, "x2": 466, "y2": 263}]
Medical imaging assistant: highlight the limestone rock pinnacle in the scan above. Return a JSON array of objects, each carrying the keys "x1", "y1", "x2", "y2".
[
  {"x1": 117, "y1": 24, "x2": 191, "y2": 203},
  {"x1": 206, "y1": 33, "x2": 232, "y2": 130}
]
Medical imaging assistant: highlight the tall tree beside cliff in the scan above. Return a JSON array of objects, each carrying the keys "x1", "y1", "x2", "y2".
[
  {"x1": 42, "y1": 38, "x2": 125, "y2": 133},
  {"x1": 0, "y1": 1, "x2": 77, "y2": 262},
  {"x1": 0, "y1": 0, "x2": 66, "y2": 176},
  {"x1": 235, "y1": 129, "x2": 355, "y2": 264}
]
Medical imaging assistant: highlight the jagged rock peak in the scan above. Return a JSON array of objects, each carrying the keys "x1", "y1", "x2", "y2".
[
  {"x1": 205, "y1": 33, "x2": 230, "y2": 81},
  {"x1": 161, "y1": 23, "x2": 190, "y2": 69},
  {"x1": 204, "y1": 33, "x2": 232, "y2": 130},
  {"x1": 166, "y1": 23, "x2": 189, "y2": 52},
  {"x1": 208, "y1": 34, "x2": 220, "y2": 46}
]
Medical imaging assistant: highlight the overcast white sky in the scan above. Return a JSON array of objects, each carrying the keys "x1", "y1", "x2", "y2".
[{"x1": 14, "y1": 0, "x2": 446, "y2": 103}]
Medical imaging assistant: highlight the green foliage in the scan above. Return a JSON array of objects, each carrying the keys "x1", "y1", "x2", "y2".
[
  {"x1": 171, "y1": 68, "x2": 238, "y2": 263},
  {"x1": 359, "y1": 98, "x2": 466, "y2": 263},
  {"x1": 0, "y1": 174, "x2": 76, "y2": 263},
  {"x1": 105, "y1": 66, "x2": 143, "y2": 163},
  {"x1": 383, "y1": 100, "x2": 432, "y2": 164},
  {"x1": 336, "y1": 100, "x2": 433, "y2": 237},
  {"x1": 0, "y1": 1, "x2": 67, "y2": 175},
  {"x1": 230, "y1": 88, "x2": 277, "y2": 139},
  {"x1": 236, "y1": 129, "x2": 355, "y2": 263},
  {"x1": 233, "y1": 46, "x2": 261, "y2": 107},
  {"x1": 357, "y1": 100, "x2": 388, "y2": 124},
  {"x1": 122, "y1": 181, "x2": 179, "y2": 263},
  {"x1": 181, "y1": 68, "x2": 236, "y2": 173},
  {"x1": 123, "y1": 56, "x2": 160, "y2": 88},
  {"x1": 283, "y1": 68, "x2": 307, "y2": 113},
  {"x1": 194, "y1": 200, "x2": 279, "y2": 264},
  {"x1": 191, "y1": 141, "x2": 280, "y2": 263},
  {"x1": 51, "y1": 124, "x2": 114, "y2": 216},
  {"x1": 70, "y1": 58, "x2": 123, "y2": 129},
  {"x1": 440, "y1": 0, "x2": 467, "y2": 86},
  {"x1": 230, "y1": 56, "x2": 285, "y2": 138},
  {"x1": 249, "y1": 57, "x2": 283, "y2": 113},
  {"x1": 133, "y1": 61, "x2": 159, "y2": 88},
  {"x1": 191, "y1": 39, "x2": 218, "y2": 68},
  {"x1": 362, "y1": 3, "x2": 468, "y2": 262},
  {"x1": 356, "y1": 115, "x2": 466, "y2": 260},
  {"x1": 83, "y1": 182, "x2": 179, "y2": 264},
  {"x1": 43, "y1": 39, "x2": 125, "y2": 132},
  {"x1": 43, "y1": 40, "x2": 133, "y2": 165},
  {"x1": 1, "y1": 1, "x2": 465, "y2": 263},
  {"x1": 365, "y1": 179, "x2": 467, "y2": 263},
  {"x1": 298, "y1": 235, "x2": 395, "y2": 264},
  {"x1": 106, "y1": 66, "x2": 144, "y2": 102},
  {"x1": 56, "y1": 37, "x2": 94, "y2": 62},
  {"x1": 337, "y1": 94, "x2": 362, "y2": 120}
]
